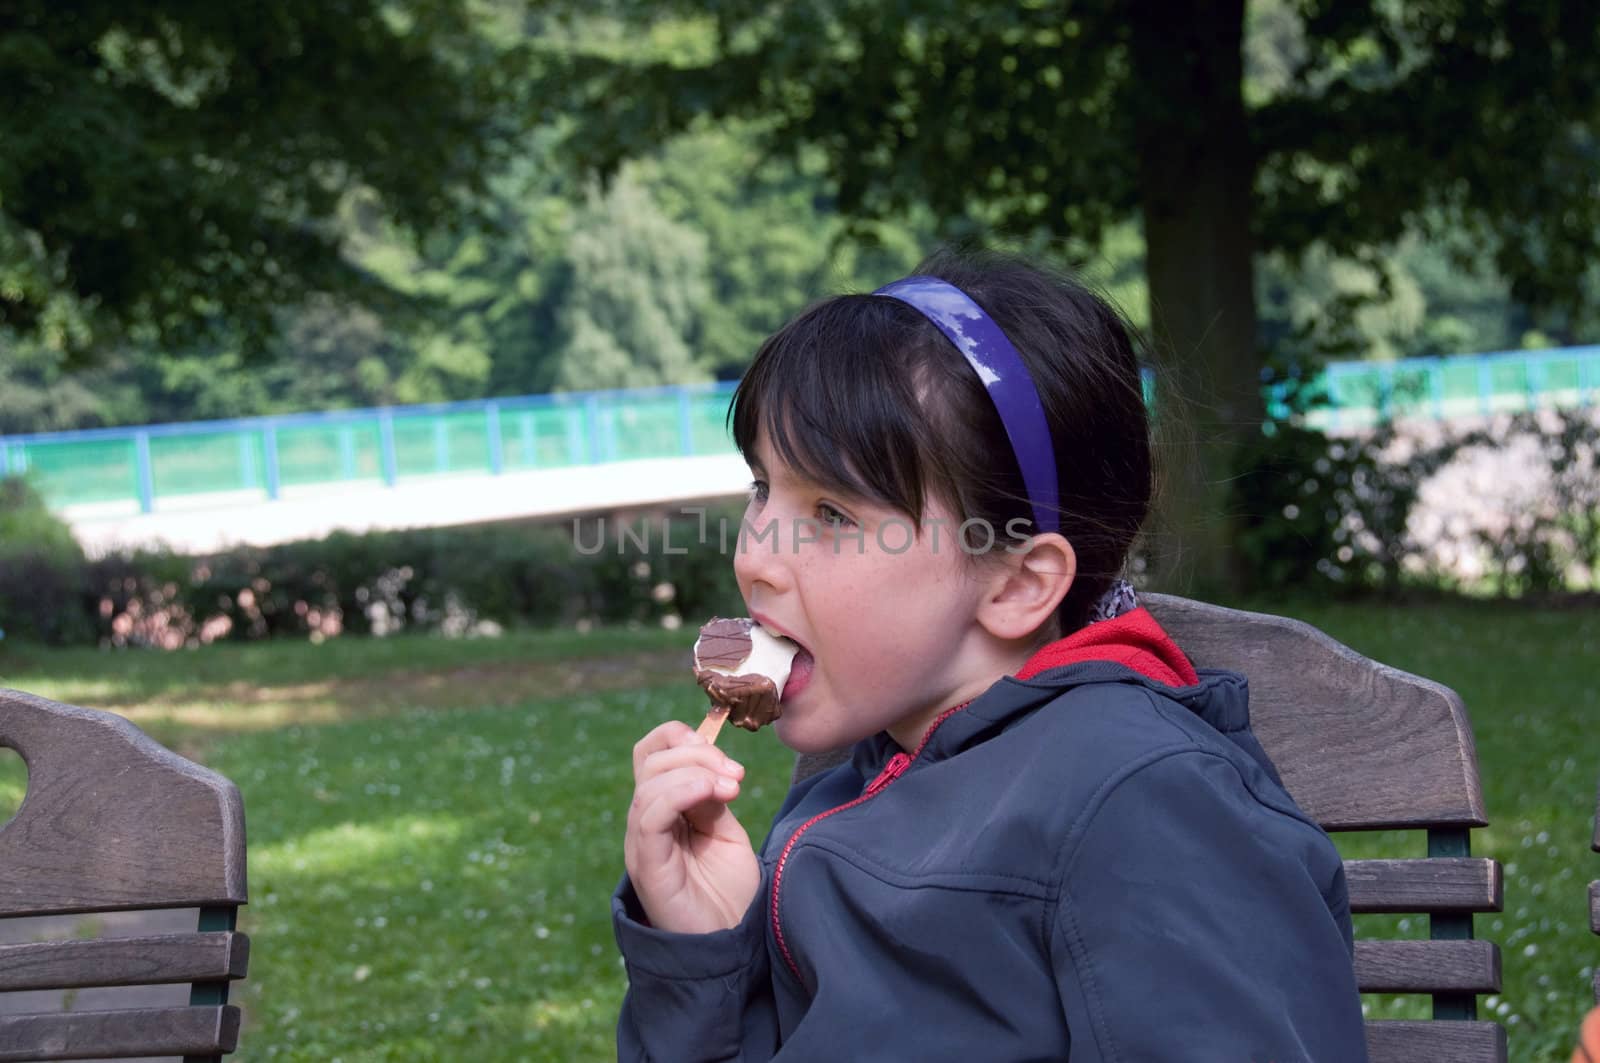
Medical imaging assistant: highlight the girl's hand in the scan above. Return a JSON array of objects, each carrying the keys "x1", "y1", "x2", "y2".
[{"x1": 624, "y1": 721, "x2": 759, "y2": 934}]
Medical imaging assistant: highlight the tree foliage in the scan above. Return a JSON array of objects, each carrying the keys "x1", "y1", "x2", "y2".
[
  {"x1": 1251, "y1": 2, "x2": 1600, "y2": 312},
  {"x1": 0, "y1": 0, "x2": 523, "y2": 355},
  {"x1": 342, "y1": 120, "x2": 934, "y2": 399},
  {"x1": 538, "y1": 0, "x2": 1600, "y2": 315},
  {"x1": 531, "y1": 0, "x2": 1600, "y2": 590},
  {"x1": 554, "y1": 173, "x2": 714, "y2": 391}
]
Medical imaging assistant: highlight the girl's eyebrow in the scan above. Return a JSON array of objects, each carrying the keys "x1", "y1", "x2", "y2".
[
  {"x1": 751, "y1": 446, "x2": 866, "y2": 501},
  {"x1": 749, "y1": 454, "x2": 801, "y2": 487},
  {"x1": 760, "y1": 463, "x2": 827, "y2": 492}
]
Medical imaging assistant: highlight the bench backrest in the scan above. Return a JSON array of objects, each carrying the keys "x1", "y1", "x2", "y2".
[
  {"x1": 0, "y1": 688, "x2": 249, "y2": 1062},
  {"x1": 793, "y1": 594, "x2": 1506, "y2": 1063}
]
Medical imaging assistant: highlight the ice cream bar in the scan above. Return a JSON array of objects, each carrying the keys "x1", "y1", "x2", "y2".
[{"x1": 693, "y1": 617, "x2": 798, "y2": 743}]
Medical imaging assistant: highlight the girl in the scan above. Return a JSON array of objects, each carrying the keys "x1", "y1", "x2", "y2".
[{"x1": 615, "y1": 249, "x2": 1368, "y2": 1061}]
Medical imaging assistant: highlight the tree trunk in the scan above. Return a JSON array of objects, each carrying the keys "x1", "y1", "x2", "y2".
[{"x1": 1129, "y1": 0, "x2": 1261, "y2": 597}]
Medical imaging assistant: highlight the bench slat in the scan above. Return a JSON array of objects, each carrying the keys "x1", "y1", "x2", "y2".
[
  {"x1": 1590, "y1": 880, "x2": 1600, "y2": 935},
  {"x1": 1346, "y1": 858, "x2": 1502, "y2": 913},
  {"x1": 0, "y1": 1005, "x2": 239, "y2": 1061},
  {"x1": 1355, "y1": 940, "x2": 1500, "y2": 994},
  {"x1": 1365, "y1": 1019, "x2": 1506, "y2": 1063},
  {"x1": 0, "y1": 932, "x2": 248, "y2": 992}
]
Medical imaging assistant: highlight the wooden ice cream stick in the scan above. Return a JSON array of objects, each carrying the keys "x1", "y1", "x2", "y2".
[{"x1": 697, "y1": 708, "x2": 730, "y2": 744}]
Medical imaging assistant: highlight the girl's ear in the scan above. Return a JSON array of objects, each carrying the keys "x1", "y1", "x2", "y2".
[{"x1": 976, "y1": 533, "x2": 1076, "y2": 642}]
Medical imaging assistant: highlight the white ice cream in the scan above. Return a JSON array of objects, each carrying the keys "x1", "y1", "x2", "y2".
[{"x1": 694, "y1": 621, "x2": 800, "y2": 696}]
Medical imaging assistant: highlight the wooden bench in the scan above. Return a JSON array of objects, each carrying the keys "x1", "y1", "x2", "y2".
[
  {"x1": 794, "y1": 593, "x2": 1506, "y2": 1063},
  {"x1": 0, "y1": 688, "x2": 249, "y2": 1062}
]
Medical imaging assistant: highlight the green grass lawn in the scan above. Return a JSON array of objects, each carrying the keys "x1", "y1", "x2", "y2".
[{"x1": 1, "y1": 600, "x2": 1596, "y2": 1061}]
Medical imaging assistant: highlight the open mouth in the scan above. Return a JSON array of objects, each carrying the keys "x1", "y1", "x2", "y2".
[{"x1": 783, "y1": 646, "x2": 814, "y2": 700}]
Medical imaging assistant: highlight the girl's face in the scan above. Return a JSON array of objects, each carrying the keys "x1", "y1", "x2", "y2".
[{"x1": 733, "y1": 427, "x2": 1019, "y2": 754}]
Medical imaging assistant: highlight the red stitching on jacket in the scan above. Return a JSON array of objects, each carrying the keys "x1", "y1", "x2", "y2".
[{"x1": 770, "y1": 702, "x2": 970, "y2": 986}]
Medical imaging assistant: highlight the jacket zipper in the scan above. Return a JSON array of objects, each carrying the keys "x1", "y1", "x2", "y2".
[{"x1": 769, "y1": 702, "x2": 970, "y2": 986}]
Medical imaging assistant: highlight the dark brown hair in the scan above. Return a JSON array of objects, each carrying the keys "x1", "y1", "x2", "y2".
[{"x1": 730, "y1": 247, "x2": 1153, "y2": 636}]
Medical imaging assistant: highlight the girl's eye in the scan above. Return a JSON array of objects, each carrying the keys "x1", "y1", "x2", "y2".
[
  {"x1": 816, "y1": 502, "x2": 856, "y2": 529},
  {"x1": 747, "y1": 479, "x2": 769, "y2": 505}
]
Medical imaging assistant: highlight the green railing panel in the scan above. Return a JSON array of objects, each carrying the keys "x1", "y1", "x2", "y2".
[
  {"x1": 1438, "y1": 361, "x2": 1484, "y2": 416},
  {"x1": 609, "y1": 398, "x2": 683, "y2": 462},
  {"x1": 441, "y1": 411, "x2": 492, "y2": 474},
  {"x1": 391, "y1": 415, "x2": 447, "y2": 477},
  {"x1": 497, "y1": 409, "x2": 535, "y2": 471},
  {"x1": 147, "y1": 431, "x2": 255, "y2": 497},
  {"x1": 1542, "y1": 357, "x2": 1583, "y2": 403},
  {"x1": 690, "y1": 395, "x2": 736, "y2": 454},
  {"x1": 1333, "y1": 369, "x2": 1376, "y2": 410},
  {"x1": 1390, "y1": 366, "x2": 1433, "y2": 415},
  {"x1": 1327, "y1": 370, "x2": 1383, "y2": 429},
  {"x1": 22, "y1": 438, "x2": 138, "y2": 508},
  {"x1": 1495, "y1": 361, "x2": 1531, "y2": 410},
  {"x1": 495, "y1": 406, "x2": 580, "y2": 468},
  {"x1": 276, "y1": 423, "x2": 383, "y2": 487}
]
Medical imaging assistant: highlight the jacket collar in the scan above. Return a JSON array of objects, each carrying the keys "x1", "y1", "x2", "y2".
[
  {"x1": 849, "y1": 608, "x2": 1254, "y2": 781},
  {"x1": 1015, "y1": 607, "x2": 1199, "y2": 687}
]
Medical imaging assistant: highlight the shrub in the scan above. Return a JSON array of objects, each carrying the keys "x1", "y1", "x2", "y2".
[
  {"x1": 66, "y1": 500, "x2": 749, "y2": 648},
  {"x1": 1449, "y1": 408, "x2": 1600, "y2": 595},
  {"x1": 87, "y1": 548, "x2": 220, "y2": 649},
  {"x1": 1233, "y1": 370, "x2": 1600, "y2": 596},
  {"x1": 0, "y1": 477, "x2": 93, "y2": 644}
]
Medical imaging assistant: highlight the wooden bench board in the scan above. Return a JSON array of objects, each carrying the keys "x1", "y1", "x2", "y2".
[{"x1": 0, "y1": 689, "x2": 246, "y2": 918}]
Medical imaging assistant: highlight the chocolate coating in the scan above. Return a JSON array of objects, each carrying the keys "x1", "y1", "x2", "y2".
[
  {"x1": 694, "y1": 668, "x2": 782, "y2": 731},
  {"x1": 694, "y1": 617, "x2": 753, "y2": 671}
]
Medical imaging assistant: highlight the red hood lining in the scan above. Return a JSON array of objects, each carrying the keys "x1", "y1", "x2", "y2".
[{"x1": 1014, "y1": 606, "x2": 1199, "y2": 688}]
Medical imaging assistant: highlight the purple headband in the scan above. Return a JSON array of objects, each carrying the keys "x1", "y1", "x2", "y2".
[{"x1": 873, "y1": 275, "x2": 1061, "y2": 536}]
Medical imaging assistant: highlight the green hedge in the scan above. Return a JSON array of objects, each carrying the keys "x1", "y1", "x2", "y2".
[
  {"x1": 0, "y1": 478, "x2": 95, "y2": 644},
  {"x1": 0, "y1": 496, "x2": 746, "y2": 647}
]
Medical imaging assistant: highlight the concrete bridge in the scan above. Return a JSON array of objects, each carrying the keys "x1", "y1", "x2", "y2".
[{"x1": 62, "y1": 453, "x2": 751, "y2": 557}]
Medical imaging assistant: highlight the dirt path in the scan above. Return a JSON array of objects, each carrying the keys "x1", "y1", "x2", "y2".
[{"x1": 99, "y1": 647, "x2": 688, "y2": 760}]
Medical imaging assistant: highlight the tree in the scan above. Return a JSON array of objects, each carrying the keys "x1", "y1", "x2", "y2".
[
  {"x1": 553, "y1": 174, "x2": 714, "y2": 391},
  {"x1": 0, "y1": 341, "x2": 117, "y2": 434},
  {"x1": 1255, "y1": 230, "x2": 1530, "y2": 369},
  {"x1": 639, "y1": 126, "x2": 938, "y2": 374},
  {"x1": 535, "y1": 0, "x2": 1600, "y2": 592},
  {"x1": 347, "y1": 121, "x2": 935, "y2": 398},
  {"x1": 0, "y1": 1, "x2": 522, "y2": 356}
]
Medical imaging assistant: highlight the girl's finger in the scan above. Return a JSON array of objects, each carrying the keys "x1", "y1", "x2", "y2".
[
  {"x1": 632, "y1": 720, "x2": 705, "y2": 779},
  {"x1": 679, "y1": 774, "x2": 741, "y2": 834},
  {"x1": 636, "y1": 742, "x2": 743, "y2": 786},
  {"x1": 626, "y1": 768, "x2": 738, "y2": 871},
  {"x1": 631, "y1": 767, "x2": 737, "y2": 836}
]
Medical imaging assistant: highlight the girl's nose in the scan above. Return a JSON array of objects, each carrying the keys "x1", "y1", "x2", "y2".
[{"x1": 733, "y1": 512, "x2": 793, "y2": 593}]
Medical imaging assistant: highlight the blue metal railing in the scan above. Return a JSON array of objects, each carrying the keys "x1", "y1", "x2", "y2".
[
  {"x1": 1273, "y1": 345, "x2": 1600, "y2": 428},
  {"x1": 0, "y1": 381, "x2": 741, "y2": 513},
  {"x1": 4, "y1": 345, "x2": 1599, "y2": 516}
]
